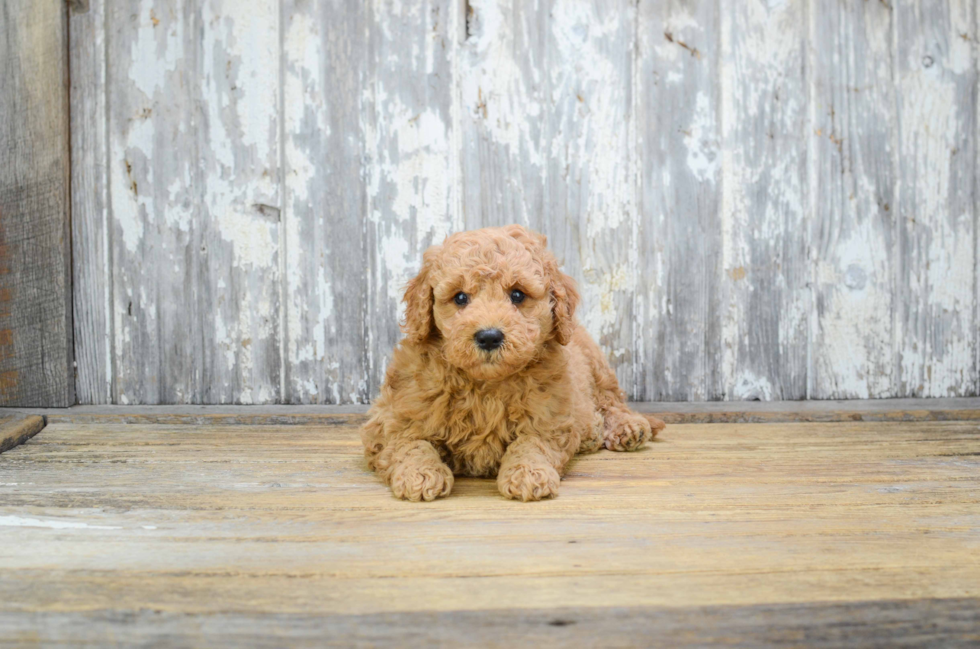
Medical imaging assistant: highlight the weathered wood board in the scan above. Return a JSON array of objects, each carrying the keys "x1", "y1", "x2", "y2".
[
  {"x1": 1, "y1": 418, "x2": 978, "y2": 644},
  {"x1": 0, "y1": 1, "x2": 74, "y2": 407},
  {"x1": 892, "y1": 0, "x2": 976, "y2": 398},
  {"x1": 100, "y1": 0, "x2": 282, "y2": 405},
  {"x1": 2, "y1": 599, "x2": 978, "y2": 647},
  {"x1": 281, "y1": 0, "x2": 369, "y2": 405},
  {"x1": 67, "y1": 0, "x2": 980, "y2": 404},
  {"x1": 809, "y1": 0, "x2": 898, "y2": 400},
  {"x1": 69, "y1": 0, "x2": 110, "y2": 405},
  {"x1": 460, "y1": 0, "x2": 638, "y2": 392},
  {"x1": 0, "y1": 414, "x2": 44, "y2": 454},
  {"x1": 635, "y1": 0, "x2": 723, "y2": 400},
  {"x1": 363, "y1": 0, "x2": 461, "y2": 398},
  {"x1": 720, "y1": 0, "x2": 809, "y2": 401}
]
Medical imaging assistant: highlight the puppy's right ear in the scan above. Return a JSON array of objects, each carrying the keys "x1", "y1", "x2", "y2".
[
  {"x1": 401, "y1": 246, "x2": 440, "y2": 344},
  {"x1": 549, "y1": 263, "x2": 580, "y2": 346}
]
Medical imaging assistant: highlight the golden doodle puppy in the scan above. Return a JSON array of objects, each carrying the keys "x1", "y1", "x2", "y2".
[{"x1": 361, "y1": 225, "x2": 665, "y2": 501}]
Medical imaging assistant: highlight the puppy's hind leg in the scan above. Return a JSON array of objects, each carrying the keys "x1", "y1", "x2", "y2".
[
  {"x1": 577, "y1": 332, "x2": 664, "y2": 452},
  {"x1": 601, "y1": 408, "x2": 663, "y2": 452}
]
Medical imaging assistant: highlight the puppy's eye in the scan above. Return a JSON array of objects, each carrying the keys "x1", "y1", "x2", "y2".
[
  {"x1": 510, "y1": 289, "x2": 526, "y2": 305},
  {"x1": 453, "y1": 292, "x2": 469, "y2": 306}
]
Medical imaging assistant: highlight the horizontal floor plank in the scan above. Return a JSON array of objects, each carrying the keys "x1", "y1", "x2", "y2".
[{"x1": 2, "y1": 598, "x2": 979, "y2": 648}]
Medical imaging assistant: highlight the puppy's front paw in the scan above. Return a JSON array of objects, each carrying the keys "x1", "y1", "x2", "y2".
[
  {"x1": 497, "y1": 462, "x2": 560, "y2": 502},
  {"x1": 604, "y1": 411, "x2": 652, "y2": 452},
  {"x1": 389, "y1": 461, "x2": 454, "y2": 502}
]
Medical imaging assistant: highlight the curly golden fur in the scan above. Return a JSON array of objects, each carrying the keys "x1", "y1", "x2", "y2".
[{"x1": 361, "y1": 225, "x2": 665, "y2": 502}]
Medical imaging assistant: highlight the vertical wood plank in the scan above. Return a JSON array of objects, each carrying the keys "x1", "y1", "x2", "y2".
[
  {"x1": 0, "y1": 1, "x2": 74, "y2": 407},
  {"x1": 460, "y1": 0, "x2": 637, "y2": 392},
  {"x1": 70, "y1": 0, "x2": 112, "y2": 404},
  {"x1": 281, "y1": 0, "x2": 370, "y2": 403},
  {"x1": 363, "y1": 0, "x2": 461, "y2": 394},
  {"x1": 107, "y1": 0, "x2": 198, "y2": 403},
  {"x1": 108, "y1": 0, "x2": 281, "y2": 404},
  {"x1": 809, "y1": 0, "x2": 897, "y2": 399},
  {"x1": 546, "y1": 0, "x2": 637, "y2": 393},
  {"x1": 198, "y1": 0, "x2": 282, "y2": 404},
  {"x1": 893, "y1": 0, "x2": 977, "y2": 397},
  {"x1": 635, "y1": 0, "x2": 722, "y2": 400},
  {"x1": 719, "y1": 0, "x2": 808, "y2": 400},
  {"x1": 459, "y1": 0, "x2": 545, "y2": 232}
]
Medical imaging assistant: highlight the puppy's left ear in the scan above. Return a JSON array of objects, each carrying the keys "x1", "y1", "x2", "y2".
[
  {"x1": 401, "y1": 246, "x2": 440, "y2": 344},
  {"x1": 548, "y1": 260, "x2": 580, "y2": 346}
]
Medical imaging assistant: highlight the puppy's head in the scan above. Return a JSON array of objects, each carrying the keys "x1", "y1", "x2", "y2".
[{"x1": 402, "y1": 225, "x2": 579, "y2": 381}]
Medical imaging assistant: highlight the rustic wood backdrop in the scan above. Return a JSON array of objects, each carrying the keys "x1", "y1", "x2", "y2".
[{"x1": 66, "y1": 0, "x2": 978, "y2": 405}]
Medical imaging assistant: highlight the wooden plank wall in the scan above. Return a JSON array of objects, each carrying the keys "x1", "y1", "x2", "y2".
[
  {"x1": 0, "y1": 1, "x2": 74, "y2": 407},
  {"x1": 68, "y1": 0, "x2": 979, "y2": 405}
]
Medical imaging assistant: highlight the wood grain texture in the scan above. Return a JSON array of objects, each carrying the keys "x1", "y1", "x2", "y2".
[
  {"x1": 459, "y1": 0, "x2": 638, "y2": 390},
  {"x1": 105, "y1": 0, "x2": 199, "y2": 404},
  {"x1": 363, "y1": 0, "x2": 461, "y2": 398},
  {"x1": 0, "y1": 1, "x2": 74, "y2": 407},
  {"x1": 893, "y1": 0, "x2": 977, "y2": 398},
  {"x1": 105, "y1": 0, "x2": 282, "y2": 405},
  {"x1": 635, "y1": 0, "x2": 722, "y2": 400},
  {"x1": 720, "y1": 0, "x2": 809, "y2": 400},
  {"x1": 70, "y1": 0, "x2": 112, "y2": 405},
  {"x1": 548, "y1": 0, "x2": 637, "y2": 393},
  {"x1": 809, "y1": 0, "x2": 898, "y2": 399},
  {"x1": 0, "y1": 418, "x2": 978, "y2": 644},
  {"x1": 2, "y1": 599, "x2": 979, "y2": 648},
  {"x1": 458, "y1": 0, "x2": 544, "y2": 231},
  {"x1": 198, "y1": 0, "x2": 283, "y2": 405},
  {"x1": 281, "y1": 0, "x2": 369, "y2": 404},
  {"x1": 0, "y1": 414, "x2": 44, "y2": 454}
]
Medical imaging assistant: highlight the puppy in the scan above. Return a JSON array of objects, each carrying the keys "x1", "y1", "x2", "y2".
[{"x1": 360, "y1": 225, "x2": 664, "y2": 501}]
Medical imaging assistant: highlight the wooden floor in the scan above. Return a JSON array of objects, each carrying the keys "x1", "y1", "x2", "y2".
[{"x1": 1, "y1": 407, "x2": 979, "y2": 646}]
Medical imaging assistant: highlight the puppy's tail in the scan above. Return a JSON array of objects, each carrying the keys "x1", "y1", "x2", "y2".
[{"x1": 642, "y1": 414, "x2": 667, "y2": 438}]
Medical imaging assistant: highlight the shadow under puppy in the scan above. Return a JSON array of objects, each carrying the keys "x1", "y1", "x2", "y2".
[{"x1": 361, "y1": 225, "x2": 665, "y2": 501}]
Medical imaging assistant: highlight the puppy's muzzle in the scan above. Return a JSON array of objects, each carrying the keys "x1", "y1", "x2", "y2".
[{"x1": 474, "y1": 328, "x2": 504, "y2": 352}]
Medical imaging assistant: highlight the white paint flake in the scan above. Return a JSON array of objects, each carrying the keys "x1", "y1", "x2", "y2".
[{"x1": 0, "y1": 516, "x2": 122, "y2": 530}]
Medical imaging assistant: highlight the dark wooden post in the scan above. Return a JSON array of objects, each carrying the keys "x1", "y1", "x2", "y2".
[{"x1": 0, "y1": 1, "x2": 74, "y2": 406}]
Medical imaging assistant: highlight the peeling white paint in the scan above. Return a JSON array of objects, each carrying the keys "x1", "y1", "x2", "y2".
[
  {"x1": 214, "y1": 209, "x2": 278, "y2": 269},
  {"x1": 720, "y1": 0, "x2": 808, "y2": 399},
  {"x1": 461, "y1": 0, "x2": 544, "y2": 199},
  {"x1": 895, "y1": 5, "x2": 976, "y2": 396},
  {"x1": 580, "y1": 263, "x2": 632, "y2": 346},
  {"x1": 685, "y1": 92, "x2": 718, "y2": 182},
  {"x1": 128, "y1": 6, "x2": 183, "y2": 98},
  {"x1": 364, "y1": 0, "x2": 458, "y2": 400}
]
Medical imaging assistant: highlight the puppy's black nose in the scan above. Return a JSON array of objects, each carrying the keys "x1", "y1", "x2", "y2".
[{"x1": 474, "y1": 328, "x2": 504, "y2": 351}]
